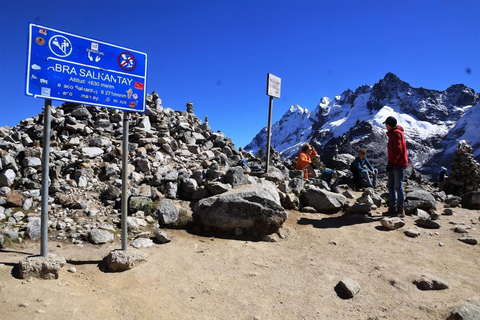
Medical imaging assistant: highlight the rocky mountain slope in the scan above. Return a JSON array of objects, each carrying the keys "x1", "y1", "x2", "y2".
[{"x1": 245, "y1": 73, "x2": 480, "y2": 177}]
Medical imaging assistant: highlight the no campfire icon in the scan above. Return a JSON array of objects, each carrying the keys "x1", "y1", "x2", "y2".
[{"x1": 118, "y1": 51, "x2": 137, "y2": 71}]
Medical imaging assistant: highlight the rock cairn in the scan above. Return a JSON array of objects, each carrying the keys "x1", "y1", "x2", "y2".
[{"x1": 443, "y1": 141, "x2": 480, "y2": 194}]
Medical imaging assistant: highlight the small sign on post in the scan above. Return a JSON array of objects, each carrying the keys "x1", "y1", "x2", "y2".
[{"x1": 265, "y1": 73, "x2": 281, "y2": 173}]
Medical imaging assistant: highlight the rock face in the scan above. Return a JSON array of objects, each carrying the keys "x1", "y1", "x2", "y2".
[
  {"x1": 18, "y1": 254, "x2": 66, "y2": 280},
  {"x1": 193, "y1": 182, "x2": 287, "y2": 234}
]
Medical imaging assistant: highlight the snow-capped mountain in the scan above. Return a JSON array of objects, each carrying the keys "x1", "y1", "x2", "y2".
[{"x1": 245, "y1": 73, "x2": 480, "y2": 175}]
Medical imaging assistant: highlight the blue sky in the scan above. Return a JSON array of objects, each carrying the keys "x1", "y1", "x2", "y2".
[{"x1": 1, "y1": 0, "x2": 479, "y2": 148}]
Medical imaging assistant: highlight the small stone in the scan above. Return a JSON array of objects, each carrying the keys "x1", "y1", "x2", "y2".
[
  {"x1": 68, "y1": 267, "x2": 77, "y2": 273},
  {"x1": 448, "y1": 302, "x2": 480, "y2": 320},
  {"x1": 413, "y1": 275, "x2": 450, "y2": 290},
  {"x1": 459, "y1": 234, "x2": 478, "y2": 245},
  {"x1": 380, "y1": 217, "x2": 405, "y2": 230},
  {"x1": 154, "y1": 230, "x2": 171, "y2": 244},
  {"x1": 405, "y1": 230, "x2": 420, "y2": 238},
  {"x1": 131, "y1": 238, "x2": 153, "y2": 248},
  {"x1": 454, "y1": 226, "x2": 468, "y2": 233},
  {"x1": 19, "y1": 302, "x2": 29, "y2": 307},
  {"x1": 443, "y1": 208, "x2": 454, "y2": 216},
  {"x1": 416, "y1": 218, "x2": 441, "y2": 229},
  {"x1": 337, "y1": 278, "x2": 361, "y2": 298}
]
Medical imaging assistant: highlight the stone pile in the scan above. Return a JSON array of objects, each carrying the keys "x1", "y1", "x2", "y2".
[{"x1": 443, "y1": 141, "x2": 480, "y2": 194}]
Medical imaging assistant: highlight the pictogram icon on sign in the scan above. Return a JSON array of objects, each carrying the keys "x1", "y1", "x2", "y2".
[
  {"x1": 118, "y1": 51, "x2": 137, "y2": 71},
  {"x1": 49, "y1": 35, "x2": 72, "y2": 57}
]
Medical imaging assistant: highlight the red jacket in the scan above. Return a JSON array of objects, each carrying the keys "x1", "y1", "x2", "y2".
[
  {"x1": 296, "y1": 147, "x2": 317, "y2": 170},
  {"x1": 387, "y1": 125, "x2": 408, "y2": 167}
]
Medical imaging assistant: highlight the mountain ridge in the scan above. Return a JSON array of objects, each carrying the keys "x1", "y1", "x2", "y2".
[{"x1": 245, "y1": 73, "x2": 480, "y2": 177}]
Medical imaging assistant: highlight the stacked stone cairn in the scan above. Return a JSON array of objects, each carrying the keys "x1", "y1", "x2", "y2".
[{"x1": 442, "y1": 141, "x2": 480, "y2": 208}]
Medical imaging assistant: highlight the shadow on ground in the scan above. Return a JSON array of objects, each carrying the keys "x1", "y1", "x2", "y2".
[{"x1": 298, "y1": 213, "x2": 382, "y2": 229}]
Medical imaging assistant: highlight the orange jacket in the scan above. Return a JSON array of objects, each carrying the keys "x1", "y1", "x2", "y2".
[{"x1": 296, "y1": 147, "x2": 317, "y2": 170}]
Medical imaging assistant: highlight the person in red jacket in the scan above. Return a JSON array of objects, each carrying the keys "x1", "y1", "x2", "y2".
[
  {"x1": 297, "y1": 143, "x2": 318, "y2": 179},
  {"x1": 383, "y1": 116, "x2": 409, "y2": 217}
]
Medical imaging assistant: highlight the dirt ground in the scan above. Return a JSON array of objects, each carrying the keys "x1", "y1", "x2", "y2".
[{"x1": 1, "y1": 189, "x2": 479, "y2": 320}]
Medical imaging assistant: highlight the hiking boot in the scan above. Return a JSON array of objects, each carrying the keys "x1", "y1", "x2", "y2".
[
  {"x1": 395, "y1": 206, "x2": 405, "y2": 218},
  {"x1": 382, "y1": 207, "x2": 396, "y2": 217}
]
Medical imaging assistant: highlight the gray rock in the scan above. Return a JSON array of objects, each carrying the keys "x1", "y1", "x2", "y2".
[
  {"x1": 380, "y1": 217, "x2": 405, "y2": 230},
  {"x1": 205, "y1": 181, "x2": 232, "y2": 195},
  {"x1": 289, "y1": 178, "x2": 305, "y2": 195},
  {"x1": 105, "y1": 163, "x2": 121, "y2": 178},
  {"x1": 155, "y1": 199, "x2": 179, "y2": 225},
  {"x1": 226, "y1": 167, "x2": 247, "y2": 187},
  {"x1": 164, "y1": 170, "x2": 179, "y2": 182},
  {"x1": 300, "y1": 206, "x2": 317, "y2": 213},
  {"x1": 459, "y1": 234, "x2": 478, "y2": 245},
  {"x1": 0, "y1": 234, "x2": 3, "y2": 248},
  {"x1": 462, "y1": 191, "x2": 480, "y2": 210},
  {"x1": 416, "y1": 218, "x2": 441, "y2": 229},
  {"x1": 0, "y1": 169, "x2": 16, "y2": 187},
  {"x1": 193, "y1": 182, "x2": 287, "y2": 234},
  {"x1": 71, "y1": 107, "x2": 92, "y2": 119},
  {"x1": 448, "y1": 302, "x2": 480, "y2": 320},
  {"x1": 88, "y1": 229, "x2": 114, "y2": 244},
  {"x1": 342, "y1": 190, "x2": 355, "y2": 199},
  {"x1": 405, "y1": 230, "x2": 420, "y2": 238},
  {"x1": 404, "y1": 190, "x2": 436, "y2": 215},
  {"x1": 181, "y1": 178, "x2": 198, "y2": 193},
  {"x1": 131, "y1": 238, "x2": 153, "y2": 248},
  {"x1": 416, "y1": 208, "x2": 431, "y2": 220},
  {"x1": 18, "y1": 253, "x2": 66, "y2": 280},
  {"x1": 338, "y1": 278, "x2": 361, "y2": 298},
  {"x1": 345, "y1": 203, "x2": 371, "y2": 214},
  {"x1": 81, "y1": 147, "x2": 104, "y2": 158},
  {"x1": 101, "y1": 185, "x2": 121, "y2": 201},
  {"x1": 301, "y1": 187, "x2": 347, "y2": 213},
  {"x1": 443, "y1": 208, "x2": 454, "y2": 216},
  {"x1": 154, "y1": 230, "x2": 171, "y2": 244},
  {"x1": 22, "y1": 157, "x2": 42, "y2": 168},
  {"x1": 413, "y1": 275, "x2": 450, "y2": 290},
  {"x1": 454, "y1": 226, "x2": 468, "y2": 233},
  {"x1": 104, "y1": 249, "x2": 147, "y2": 272},
  {"x1": 27, "y1": 218, "x2": 41, "y2": 241}
]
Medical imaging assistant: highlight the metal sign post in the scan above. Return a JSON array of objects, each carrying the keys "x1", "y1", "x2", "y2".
[
  {"x1": 121, "y1": 112, "x2": 130, "y2": 250},
  {"x1": 265, "y1": 73, "x2": 281, "y2": 173},
  {"x1": 40, "y1": 99, "x2": 52, "y2": 257},
  {"x1": 26, "y1": 24, "x2": 148, "y2": 254}
]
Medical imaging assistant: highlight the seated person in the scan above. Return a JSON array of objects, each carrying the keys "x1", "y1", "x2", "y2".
[
  {"x1": 296, "y1": 143, "x2": 317, "y2": 179},
  {"x1": 350, "y1": 148, "x2": 378, "y2": 188}
]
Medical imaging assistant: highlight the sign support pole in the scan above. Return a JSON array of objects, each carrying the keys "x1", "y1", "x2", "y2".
[
  {"x1": 40, "y1": 99, "x2": 52, "y2": 257},
  {"x1": 265, "y1": 96, "x2": 273, "y2": 174},
  {"x1": 121, "y1": 112, "x2": 130, "y2": 251}
]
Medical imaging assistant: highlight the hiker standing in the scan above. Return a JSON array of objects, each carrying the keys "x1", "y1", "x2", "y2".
[
  {"x1": 384, "y1": 116, "x2": 408, "y2": 217},
  {"x1": 297, "y1": 143, "x2": 318, "y2": 179}
]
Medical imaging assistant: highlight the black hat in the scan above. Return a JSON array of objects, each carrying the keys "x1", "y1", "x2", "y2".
[{"x1": 383, "y1": 116, "x2": 397, "y2": 127}]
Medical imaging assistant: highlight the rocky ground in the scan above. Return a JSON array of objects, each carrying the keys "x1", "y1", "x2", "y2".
[{"x1": 1, "y1": 187, "x2": 479, "y2": 320}]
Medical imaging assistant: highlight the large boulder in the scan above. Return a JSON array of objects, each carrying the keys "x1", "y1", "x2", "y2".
[
  {"x1": 193, "y1": 181, "x2": 287, "y2": 235},
  {"x1": 404, "y1": 190, "x2": 436, "y2": 215},
  {"x1": 301, "y1": 187, "x2": 346, "y2": 213}
]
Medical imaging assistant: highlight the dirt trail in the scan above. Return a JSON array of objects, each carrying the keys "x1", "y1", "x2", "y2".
[{"x1": 1, "y1": 192, "x2": 479, "y2": 320}]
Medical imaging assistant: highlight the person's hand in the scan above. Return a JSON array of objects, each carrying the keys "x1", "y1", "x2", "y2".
[{"x1": 386, "y1": 162, "x2": 393, "y2": 172}]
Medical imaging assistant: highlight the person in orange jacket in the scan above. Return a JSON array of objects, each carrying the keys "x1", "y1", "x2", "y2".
[{"x1": 296, "y1": 143, "x2": 318, "y2": 179}]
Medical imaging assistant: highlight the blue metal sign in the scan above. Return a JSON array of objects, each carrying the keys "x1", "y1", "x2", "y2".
[{"x1": 26, "y1": 24, "x2": 147, "y2": 113}]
